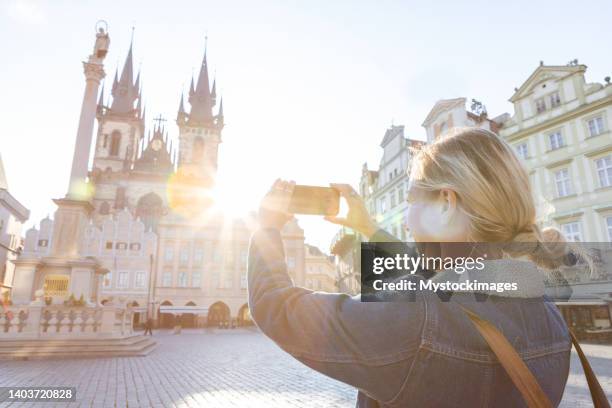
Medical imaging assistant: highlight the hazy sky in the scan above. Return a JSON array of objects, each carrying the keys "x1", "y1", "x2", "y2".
[{"x1": 1, "y1": 0, "x2": 611, "y2": 251}]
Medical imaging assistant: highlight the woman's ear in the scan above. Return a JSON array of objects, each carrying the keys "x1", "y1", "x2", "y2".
[{"x1": 439, "y1": 189, "x2": 458, "y2": 218}]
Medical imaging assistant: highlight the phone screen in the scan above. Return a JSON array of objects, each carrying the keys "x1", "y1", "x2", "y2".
[{"x1": 288, "y1": 185, "x2": 340, "y2": 216}]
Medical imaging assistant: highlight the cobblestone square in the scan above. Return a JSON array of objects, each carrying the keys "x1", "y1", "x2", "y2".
[{"x1": 0, "y1": 329, "x2": 610, "y2": 407}]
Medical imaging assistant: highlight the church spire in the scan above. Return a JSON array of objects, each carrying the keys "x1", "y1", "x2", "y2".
[
  {"x1": 177, "y1": 92, "x2": 186, "y2": 123},
  {"x1": 187, "y1": 41, "x2": 214, "y2": 125},
  {"x1": 110, "y1": 38, "x2": 139, "y2": 116},
  {"x1": 216, "y1": 97, "x2": 224, "y2": 129}
]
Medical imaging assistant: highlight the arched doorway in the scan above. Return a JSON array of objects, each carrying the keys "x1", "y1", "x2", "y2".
[
  {"x1": 181, "y1": 301, "x2": 197, "y2": 328},
  {"x1": 207, "y1": 301, "x2": 230, "y2": 328},
  {"x1": 237, "y1": 304, "x2": 252, "y2": 326},
  {"x1": 130, "y1": 301, "x2": 141, "y2": 327},
  {"x1": 159, "y1": 300, "x2": 175, "y2": 328}
]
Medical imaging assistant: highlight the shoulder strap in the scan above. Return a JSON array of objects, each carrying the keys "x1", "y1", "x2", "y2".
[
  {"x1": 461, "y1": 306, "x2": 610, "y2": 408},
  {"x1": 460, "y1": 306, "x2": 553, "y2": 408},
  {"x1": 568, "y1": 330, "x2": 611, "y2": 408}
]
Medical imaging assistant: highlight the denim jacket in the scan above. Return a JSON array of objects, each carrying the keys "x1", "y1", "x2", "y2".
[{"x1": 247, "y1": 227, "x2": 571, "y2": 407}]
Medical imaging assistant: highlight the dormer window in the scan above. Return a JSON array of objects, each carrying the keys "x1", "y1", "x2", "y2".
[
  {"x1": 439, "y1": 121, "x2": 448, "y2": 134},
  {"x1": 535, "y1": 98, "x2": 547, "y2": 114},
  {"x1": 550, "y1": 92, "x2": 561, "y2": 108}
]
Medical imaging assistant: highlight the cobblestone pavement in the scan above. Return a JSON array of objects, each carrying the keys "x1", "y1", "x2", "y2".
[{"x1": 0, "y1": 329, "x2": 610, "y2": 407}]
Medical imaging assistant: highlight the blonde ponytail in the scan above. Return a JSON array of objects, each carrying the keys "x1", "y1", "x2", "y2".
[{"x1": 411, "y1": 127, "x2": 591, "y2": 272}]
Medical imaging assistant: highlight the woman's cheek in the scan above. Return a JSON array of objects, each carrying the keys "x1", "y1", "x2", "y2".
[{"x1": 407, "y1": 203, "x2": 444, "y2": 242}]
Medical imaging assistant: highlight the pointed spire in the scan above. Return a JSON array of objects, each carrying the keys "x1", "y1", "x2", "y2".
[
  {"x1": 187, "y1": 41, "x2": 214, "y2": 125},
  {"x1": 216, "y1": 97, "x2": 224, "y2": 129},
  {"x1": 110, "y1": 37, "x2": 139, "y2": 115},
  {"x1": 112, "y1": 68, "x2": 119, "y2": 92},
  {"x1": 177, "y1": 92, "x2": 186, "y2": 122},
  {"x1": 211, "y1": 78, "x2": 217, "y2": 105},
  {"x1": 189, "y1": 75, "x2": 195, "y2": 98}
]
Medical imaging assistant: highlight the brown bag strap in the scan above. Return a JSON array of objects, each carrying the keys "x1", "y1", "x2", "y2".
[
  {"x1": 460, "y1": 306, "x2": 610, "y2": 408},
  {"x1": 568, "y1": 330, "x2": 611, "y2": 408}
]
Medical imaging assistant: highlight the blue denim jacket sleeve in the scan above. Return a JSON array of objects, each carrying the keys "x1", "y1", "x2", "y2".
[{"x1": 247, "y1": 227, "x2": 425, "y2": 403}]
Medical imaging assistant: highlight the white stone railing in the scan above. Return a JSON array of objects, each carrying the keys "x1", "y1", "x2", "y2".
[{"x1": 0, "y1": 304, "x2": 135, "y2": 339}]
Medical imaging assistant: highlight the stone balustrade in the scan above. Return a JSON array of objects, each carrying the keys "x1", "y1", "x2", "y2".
[{"x1": 0, "y1": 304, "x2": 134, "y2": 339}]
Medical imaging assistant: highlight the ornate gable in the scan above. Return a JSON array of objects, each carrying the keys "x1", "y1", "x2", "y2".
[
  {"x1": 509, "y1": 64, "x2": 586, "y2": 102},
  {"x1": 421, "y1": 98, "x2": 465, "y2": 126}
]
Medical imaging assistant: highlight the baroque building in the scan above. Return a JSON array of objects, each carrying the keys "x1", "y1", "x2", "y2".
[
  {"x1": 499, "y1": 61, "x2": 612, "y2": 243},
  {"x1": 13, "y1": 30, "x2": 307, "y2": 328}
]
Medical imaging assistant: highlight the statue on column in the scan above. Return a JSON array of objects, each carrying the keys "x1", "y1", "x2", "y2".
[{"x1": 93, "y1": 23, "x2": 110, "y2": 59}]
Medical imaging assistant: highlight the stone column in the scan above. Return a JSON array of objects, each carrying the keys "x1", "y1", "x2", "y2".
[{"x1": 67, "y1": 32, "x2": 108, "y2": 200}]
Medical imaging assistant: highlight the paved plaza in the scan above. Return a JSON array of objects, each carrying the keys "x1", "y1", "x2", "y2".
[{"x1": 0, "y1": 329, "x2": 610, "y2": 408}]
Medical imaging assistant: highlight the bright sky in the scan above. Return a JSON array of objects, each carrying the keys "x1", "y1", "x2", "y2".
[{"x1": 1, "y1": 0, "x2": 611, "y2": 252}]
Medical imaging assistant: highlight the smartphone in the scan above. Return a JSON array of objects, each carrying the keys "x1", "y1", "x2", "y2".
[{"x1": 288, "y1": 185, "x2": 340, "y2": 216}]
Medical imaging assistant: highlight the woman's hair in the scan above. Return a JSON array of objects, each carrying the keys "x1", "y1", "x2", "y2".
[{"x1": 410, "y1": 127, "x2": 582, "y2": 270}]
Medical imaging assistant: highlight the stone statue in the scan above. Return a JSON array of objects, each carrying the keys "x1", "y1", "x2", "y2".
[{"x1": 93, "y1": 27, "x2": 110, "y2": 59}]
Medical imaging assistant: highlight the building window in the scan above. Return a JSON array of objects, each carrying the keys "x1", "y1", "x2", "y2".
[
  {"x1": 380, "y1": 196, "x2": 387, "y2": 213},
  {"x1": 135, "y1": 272, "x2": 145, "y2": 288},
  {"x1": 554, "y1": 168, "x2": 573, "y2": 197},
  {"x1": 390, "y1": 190, "x2": 396, "y2": 207},
  {"x1": 130, "y1": 243, "x2": 141, "y2": 251},
  {"x1": 606, "y1": 217, "x2": 612, "y2": 242},
  {"x1": 179, "y1": 246, "x2": 190, "y2": 267},
  {"x1": 561, "y1": 222, "x2": 582, "y2": 242},
  {"x1": 515, "y1": 143, "x2": 529, "y2": 160},
  {"x1": 178, "y1": 272, "x2": 188, "y2": 287},
  {"x1": 535, "y1": 98, "x2": 547, "y2": 114},
  {"x1": 117, "y1": 271, "x2": 129, "y2": 288},
  {"x1": 397, "y1": 186, "x2": 404, "y2": 203},
  {"x1": 439, "y1": 121, "x2": 448, "y2": 134},
  {"x1": 164, "y1": 247, "x2": 174, "y2": 264},
  {"x1": 549, "y1": 131, "x2": 564, "y2": 150},
  {"x1": 588, "y1": 116, "x2": 605, "y2": 137},
  {"x1": 595, "y1": 155, "x2": 612, "y2": 188},
  {"x1": 105, "y1": 241, "x2": 113, "y2": 250},
  {"x1": 193, "y1": 247, "x2": 204, "y2": 266},
  {"x1": 38, "y1": 239, "x2": 49, "y2": 248},
  {"x1": 192, "y1": 271, "x2": 201, "y2": 288},
  {"x1": 549, "y1": 92, "x2": 561, "y2": 108},
  {"x1": 162, "y1": 271, "x2": 172, "y2": 287},
  {"x1": 115, "y1": 242, "x2": 127, "y2": 250},
  {"x1": 109, "y1": 131, "x2": 121, "y2": 156},
  {"x1": 103, "y1": 271, "x2": 112, "y2": 288}
]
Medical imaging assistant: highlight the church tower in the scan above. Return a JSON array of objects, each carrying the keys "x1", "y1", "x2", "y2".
[
  {"x1": 92, "y1": 40, "x2": 144, "y2": 176},
  {"x1": 176, "y1": 45, "x2": 224, "y2": 188}
]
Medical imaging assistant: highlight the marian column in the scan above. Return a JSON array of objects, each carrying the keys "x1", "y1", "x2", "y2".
[
  {"x1": 67, "y1": 26, "x2": 110, "y2": 198},
  {"x1": 50, "y1": 26, "x2": 110, "y2": 257}
]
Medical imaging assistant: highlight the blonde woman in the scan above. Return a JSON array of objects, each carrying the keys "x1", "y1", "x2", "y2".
[{"x1": 248, "y1": 128, "x2": 573, "y2": 407}]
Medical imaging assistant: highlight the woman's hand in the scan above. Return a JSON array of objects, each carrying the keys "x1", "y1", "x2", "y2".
[
  {"x1": 258, "y1": 179, "x2": 295, "y2": 230},
  {"x1": 324, "y1": 183, "x2": 379, "y2": 239}
]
